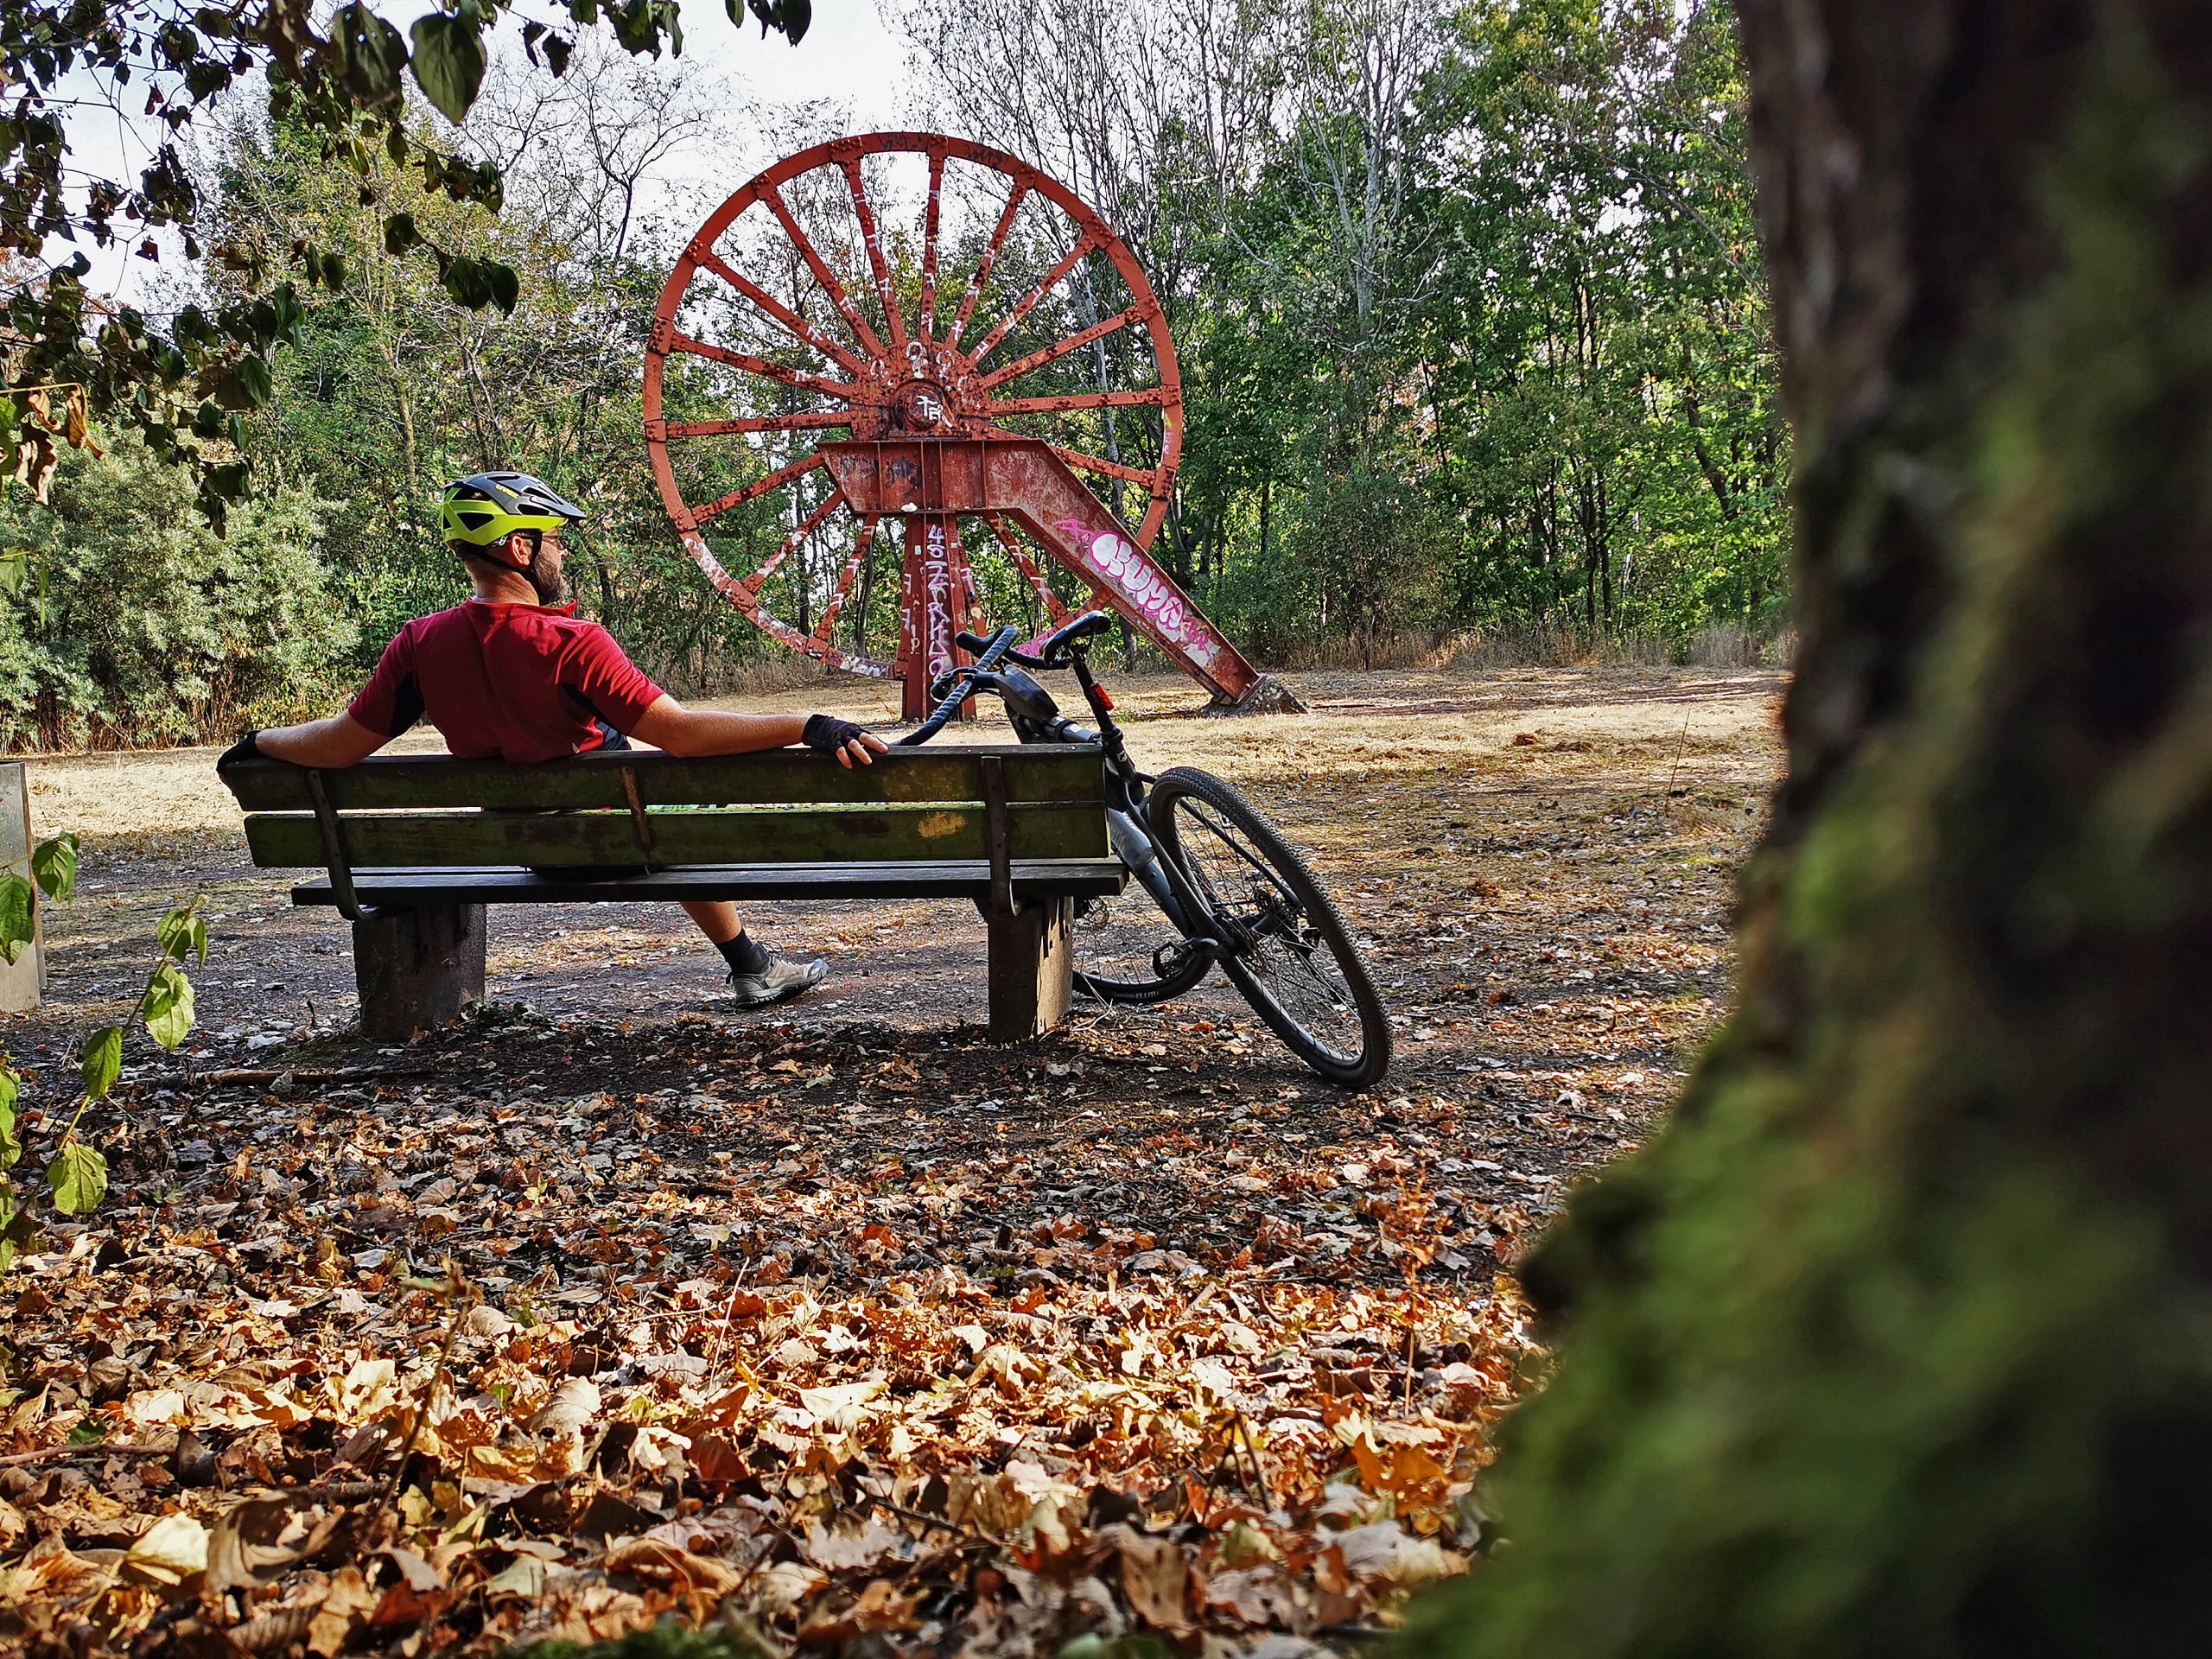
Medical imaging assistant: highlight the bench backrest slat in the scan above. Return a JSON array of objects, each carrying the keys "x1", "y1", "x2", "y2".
[
  {"x1": 225, "y1": 744, "x2": 1118, "y2": 875},
  {"x1": 243, "y1": 801, "x2": 1109, "y2": 869},
  {"x1": 223, "y1": 746, "x2": 1104, "y2": 812}
]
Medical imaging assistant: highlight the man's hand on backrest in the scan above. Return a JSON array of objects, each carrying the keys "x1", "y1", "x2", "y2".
[
  {"x1": 803, "y1": 715, "x2": 889, "y2": 769},
  {"x1": 216, "y1": 731, "x2": 264, "y2": 770}
]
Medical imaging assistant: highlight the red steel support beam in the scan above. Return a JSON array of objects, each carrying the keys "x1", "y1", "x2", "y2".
[{"x1": 820, "y1": 438, "x2": 1261, "y2": 705}]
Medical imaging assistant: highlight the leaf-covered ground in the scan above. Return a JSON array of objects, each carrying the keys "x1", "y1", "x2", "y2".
[{"x1": 0, "y1": 666, "x2": 1781, "y2": 1657}]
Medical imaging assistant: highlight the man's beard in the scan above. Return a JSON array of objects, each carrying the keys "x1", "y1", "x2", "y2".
[{"x1": 524, "y1": 544, "x2": 569, "y2": 605}]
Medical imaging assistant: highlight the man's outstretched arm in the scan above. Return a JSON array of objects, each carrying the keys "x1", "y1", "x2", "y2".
[
  {"x1": 242, "y1": 713, "x2": 391, "y2": 768},
  {"x1": 629, "y1": 696, "x2": 887, "y2": 768}
]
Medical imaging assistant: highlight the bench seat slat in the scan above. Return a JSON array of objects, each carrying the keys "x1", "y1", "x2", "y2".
[
  {"x1": 290, "y1": 860, "x2": 1128, "y2": 906},
  {"x1": 244, "y1": 801, "x2": 1107, "y2": 870},
  {"x1": 224, "y1": 745, "x2": 1107, "y2": 811}
]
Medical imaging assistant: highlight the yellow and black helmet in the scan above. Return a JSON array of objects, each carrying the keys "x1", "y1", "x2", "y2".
[{"x1": 441, "y1": 471, "x2": 587, "y2": 548}]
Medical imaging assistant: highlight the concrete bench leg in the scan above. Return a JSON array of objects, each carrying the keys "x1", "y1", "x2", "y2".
[
  {"x1": 986, "y1": 896, "x2": 1074, "y2": 1041},
  {"x1": 353, "y1": 905, "x2": 485, "y2": 1040}
]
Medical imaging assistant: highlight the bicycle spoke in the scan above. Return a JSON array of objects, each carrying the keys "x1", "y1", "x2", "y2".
[
  {"x1": 1072, "y1": 892, "x2": 1209, "y2": 1004},
  {"x1": 1173, "y1": 797, "x2": 1369, "y2": 1065}
]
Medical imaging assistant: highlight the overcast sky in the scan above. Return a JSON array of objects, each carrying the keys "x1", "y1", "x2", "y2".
[{"x1": 694, "y1": 0, "x2": 910, "y2": 124}]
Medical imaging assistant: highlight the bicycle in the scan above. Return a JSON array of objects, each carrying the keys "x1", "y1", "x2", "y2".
[{"x1": 897, "y1": 612, "x2": 1392, "y2": 1090}]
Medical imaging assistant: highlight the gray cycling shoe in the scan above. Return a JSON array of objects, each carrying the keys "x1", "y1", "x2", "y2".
[{"x1": 727, "y1": 954, "x2": 830, "y2": 1007}]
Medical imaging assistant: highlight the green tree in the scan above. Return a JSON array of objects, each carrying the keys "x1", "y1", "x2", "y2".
[
  {"x1": 0, "y1": 0, "x2": 810, "y2": 518},
  {"x1": 200, "y1": 44, "x2": 787, "y2": 688},
  {"x1": 1408, "y1": 0, "x2": 2212, "y2": 1650},
  {"x1": 0, "y1": 430, "x2": 353, "y2": 747}
]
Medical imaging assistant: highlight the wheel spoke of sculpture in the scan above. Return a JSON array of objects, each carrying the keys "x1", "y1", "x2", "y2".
[{"x1": 643, "y1": 131, "x2": 1269, "y2": 714}]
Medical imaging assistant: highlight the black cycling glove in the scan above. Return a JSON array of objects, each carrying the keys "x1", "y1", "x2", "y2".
[
  {"x1": 802, "y1": 713, "x2": 870, "y2": 755},
  {"x1": 217, "y1": 731, "x2": 264, "y2": 770}
]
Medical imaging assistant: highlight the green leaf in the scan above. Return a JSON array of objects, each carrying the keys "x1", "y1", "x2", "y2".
[
  {"x1": 30, "y1": 834, "x2": 78, "y2": 902},
  {"x1": 0, "y1": 1068, "x2": 19, "y2": 1169},
  {"x1": 142, "y1": 964, "x2": 195, "y2": 1050},
  {"x1": 80, "y1": 1025, "x2": 123, "y2": 1099},
  {"x1": 213, "y1": 353, "x2": 273, "y2": 411},
  {"x1": 333, "y1": 3, "x2": 408, "y2": 111},
  {"x1": 48, "y1": 1138, "x2": 108, "y2": 1216},
  {"x1": 737, "y1": 0, "x2": 809, "y2": 43},
  {"x1": 0, "y1": 550, "x2": 29, "y2": 597},
  {"x1": 0, "y1": 873, "x2": 32, "y2": 965},
  {"x1": 156, "y1": 21, "x2": 199, "y2": 69},
  {"x1": 612, "y1": 0, "x2": 673, "y2": 54},
  {"x1": 156, "y1": 906, "x2": 207, "y2": 963},
  {"x1": 441, "y1": 255, "x2": 516, "y2": 311},
  {"x1": 410, "y1": 13, "x2": 488, "y2": 124},
  {"x1": 0, "y1": 1174, "x2": 29, "y2": 1271},
  {"x1": 383, "y1": 212, "x2": 422, "y2": 256}
]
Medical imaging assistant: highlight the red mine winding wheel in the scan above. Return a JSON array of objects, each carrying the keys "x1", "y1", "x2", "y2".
[{"x1": 642, "y1": 132, "x2": 1268, "y2": 717}]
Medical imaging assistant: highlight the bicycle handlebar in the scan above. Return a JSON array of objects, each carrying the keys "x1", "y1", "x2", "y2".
[
  {"x1": 1035, "y1": 609, "x2": 1116, "y2": 663},
  {"x1": 895, "y1": 624, "x2": 1021, "y2": 747},
  {"x1": 901, "y1": 611, "x2": 1123, "y2": 747},
  {"x1": 957, "y1": 609, "x2": 1115, "y2": 670}
]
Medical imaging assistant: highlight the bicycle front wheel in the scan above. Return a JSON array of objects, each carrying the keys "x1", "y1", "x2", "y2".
[{"x1": 1147, "y1": 767, "x2": 1391, "y2": 1090}]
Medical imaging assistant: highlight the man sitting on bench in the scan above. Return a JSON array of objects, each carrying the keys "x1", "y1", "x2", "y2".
[{"x1": 217, "y1": 470, "x2": 887, "y2": 1007}]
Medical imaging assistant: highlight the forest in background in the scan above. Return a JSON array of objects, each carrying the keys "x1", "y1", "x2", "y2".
[{"x1": 0, "y1": 0, "x2": 1784, "y2": 751}]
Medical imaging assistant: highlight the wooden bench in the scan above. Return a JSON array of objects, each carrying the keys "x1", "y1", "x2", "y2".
[{"x1": 219, "y1": 745, "x2": 1123, "y2": 1042}]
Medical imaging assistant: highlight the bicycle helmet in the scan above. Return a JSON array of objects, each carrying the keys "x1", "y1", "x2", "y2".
[{"x1": 441, "y1": 471, "x2": 587, "y2": 548}]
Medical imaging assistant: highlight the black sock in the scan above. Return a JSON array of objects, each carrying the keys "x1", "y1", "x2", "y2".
[{"x1": 718, "y1": 931, "x2": 772, "y2": 976}]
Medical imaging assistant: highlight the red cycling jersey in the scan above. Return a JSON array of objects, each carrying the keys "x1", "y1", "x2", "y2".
[{"x1": 347, "y1": 601, "x2": 666, "y2": 763}]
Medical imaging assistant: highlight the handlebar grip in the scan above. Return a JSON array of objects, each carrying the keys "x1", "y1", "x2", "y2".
[{"x1": 955, "y1": 628, "x2": 996, "y2": 654}]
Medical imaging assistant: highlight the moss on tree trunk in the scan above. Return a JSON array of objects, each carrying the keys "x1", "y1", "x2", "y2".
[{"x1": 1408, "y1": 3, "x2": 2212, "y2": 1652}]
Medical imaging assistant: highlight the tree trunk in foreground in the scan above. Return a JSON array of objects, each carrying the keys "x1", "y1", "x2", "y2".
[{"x1": 1410, "y1": 3, "x2": 2212, "y2": 1654}]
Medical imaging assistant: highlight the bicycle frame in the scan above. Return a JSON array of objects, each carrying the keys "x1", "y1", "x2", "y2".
[
  {"x1": 1037, "y1": 649, "x2": 1236, "y2": 975},
  {"x1": 900, "y1": 620, "x2": 1236, "y2": 976}
]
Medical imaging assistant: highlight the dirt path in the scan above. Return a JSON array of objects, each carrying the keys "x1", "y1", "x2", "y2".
[{"x1": 0, "y1": 666, "x2": 1783, "y2": 1656}]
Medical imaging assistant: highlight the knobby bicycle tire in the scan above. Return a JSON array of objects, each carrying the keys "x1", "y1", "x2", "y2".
[{"x1": 1147, "y1": 766, "x2": 1391, "y2": 1089}]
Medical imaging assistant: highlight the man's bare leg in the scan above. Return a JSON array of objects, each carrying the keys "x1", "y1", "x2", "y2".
[{"x1": 681, "y1": 900, "x2": 741, "y2": 944}]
